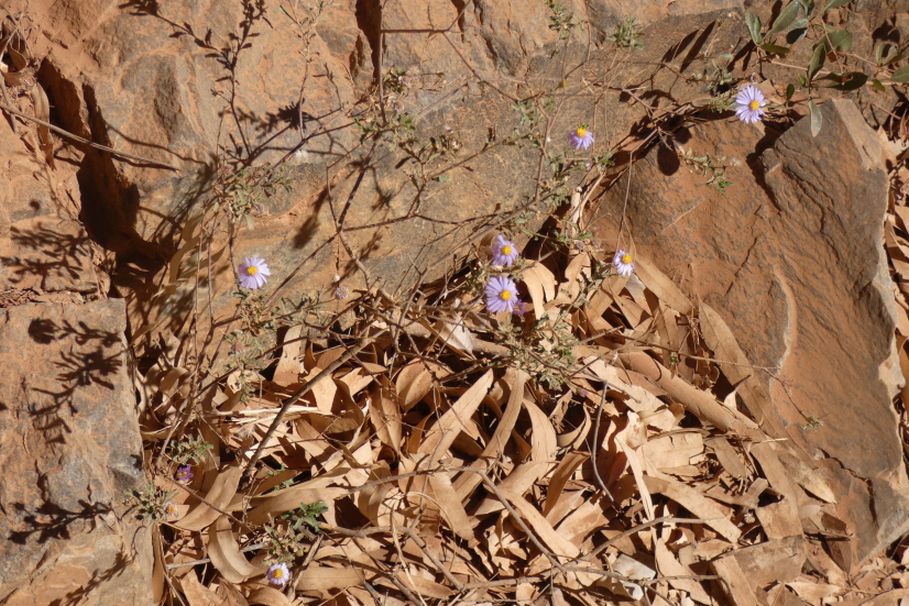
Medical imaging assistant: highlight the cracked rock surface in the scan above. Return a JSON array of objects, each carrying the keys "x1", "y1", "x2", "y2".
[{"x1": 593, "y1": 99, "x2": 908, "y2": 567}]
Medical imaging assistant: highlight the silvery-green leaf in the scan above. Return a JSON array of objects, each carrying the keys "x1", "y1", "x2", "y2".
[
  {"x1": 761, "y1": 43, "x2": 790, "y2": 56},
  {"x1": 892, "y1": 65, "x2": 909, "y2": 83},
  {"x1": 822, "y1": 71, "x2": 867, "y2": 91},
  {"x1": 745, "y1": 11, "x2": 762, "y2": 44},
  {"x1": 809, "y1": 100, "x2": 822, "y2": 137},
  {"x1": 807, "y1": 41, "x2": 827, "y2": 81},
  {"x1": 769, "y1": 2, "x2": 801, "y2": 35},
  {"x1": 827, "y1": 29, "x2": 853, "y2": 52}
]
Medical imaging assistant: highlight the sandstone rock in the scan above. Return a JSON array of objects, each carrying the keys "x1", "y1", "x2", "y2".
[
  {"x1": 0, "y1": 0, "x2": 748, "y2": 358},
  {"x1": 0, "y1": 299, "x2": 153, "y2": 605},
  {"x1": 0, "y1": 114, "x2": 97, "y2": 295},
  {"x1": 586, "y1": 0, "x2": 739, "y2": 39},
  {"x1": 592, "y1": 99, "x2": 909, "y2": 566}
]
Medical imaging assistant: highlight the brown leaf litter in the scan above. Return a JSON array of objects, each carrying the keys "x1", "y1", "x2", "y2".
[{"x1": 143, "y1": 208, "x2": 909, "y2": 604}]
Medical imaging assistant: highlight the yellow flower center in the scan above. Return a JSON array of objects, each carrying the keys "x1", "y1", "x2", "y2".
[
  {"x1": 272, "y1": 569, "x2": 284, "y2": 579},
  {"x1": 749, "y1": 99, "x2": 760, "y2": 110},
  {"x1": 499, "y1": 290, "x2": 512, "y2": 301},
  {"x1": 245, "y1": 265, "x2": 258, "y2": 276},
  {"x1": 621, "y1": 254, "x2": 632, "y2": 264},
  {"x1": 501, "y1": 245, "x2": 512, "y2": 256},
  {"x1": 576, "y1": 127, "x2": 587, "y2": 137}
]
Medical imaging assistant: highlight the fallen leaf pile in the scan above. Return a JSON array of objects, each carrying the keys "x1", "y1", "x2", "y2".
[{"x1": 140, "y1": 216, "x2": 909, "y2": 604}]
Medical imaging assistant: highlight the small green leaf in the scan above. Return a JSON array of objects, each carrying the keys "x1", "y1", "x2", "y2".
[
  {"x1": 785, "y1": 83, "x2": 796, "y2": 100},
  {"x1": 769, "y1": 1, "x2": 801, "y2": 35},
  {"x1": 745, "y1": 11, "x2": 762, "y2": 44},
  {"x1": 821, "y1": 71, "x2": 868, "y2": 91},
  {"x1": 827, "y1": 29, "x2": 853, "y2": 52},
  {"x1": 872, "y1": 79, "x2": 885, "y2": 92},
  {"x1": 892, "y1": 65, "x2": 909, "y2": 83},
  {"x1": 761, "y1": 43, "x2": 791, "y2": 56},
  {"x1": 808, "y1": 100, "x2": 822, "y2": 137},
  {"x1": 874, "y1": 42, "x2": 898, "y2": 66},
  {"x1": 807, "y1": 41, "x2": 827, "y2": 81},
  {"x1": 786, "y1": 25, "x2": 808, "y2": 44},
  {"x1": 823, "y1": 0, "x2": 851, "y2": 10},
  {"x1": 797, "y1": 0, "x2": 816, "y2": 16}
]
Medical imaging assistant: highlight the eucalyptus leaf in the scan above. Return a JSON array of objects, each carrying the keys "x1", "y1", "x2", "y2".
[
  {"x1": 745, "y1": 11, "x2": 762, "y2": 44},
  {"x1": 893, "y1": 65, "x2": 909, "y2": 83},
  {"x1": 769, "y1": 2, "x2": 801, "y2": 35},
  {"x1": 808, "y1": 100, "x2": 822, "y2": 137},
  {"x1": 785, "y1": 83, "x2": 795, "y2": 100}
]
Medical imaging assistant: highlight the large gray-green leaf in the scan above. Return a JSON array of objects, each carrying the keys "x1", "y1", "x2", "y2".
[
  {"x1": 785, "y1": 18, "x2": 809, "y2": 44},
  {"x1": 809, "y1": 100, "x2": 822, "y2": 137},
  {"x1": 892, "y1": 65, "x2": 909, "y2": 83},
  {"x1": 745, "y1": 11, "x2": 762, "y2": 45},
  {"x1": 769, "y1": 2, "x2": 801, "y2": 35},
  {"x1": 821, "y1": 71, "x2": 868, "y2": 91},
  {"x1": 761, "y1": 43, "x2": 791, "y2": 56},
  {"x1": 874, "y1": 42, "x2": 898, "y2": 66},
  {"x1": 807, "y1": 41, "x2": 827, "y2": 81},
  {"x1": 827, "y1": 29, "x2": 853, "y2": 52},
  {"x1": 797, "y1": 0, "x2": 815, "y2": 15}
]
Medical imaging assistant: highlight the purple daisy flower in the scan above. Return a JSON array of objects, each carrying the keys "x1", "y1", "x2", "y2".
[
  {"x1": 266, "y1": 562, "x2": 290, "y2": 588},
  {"x1": 485, "y1": 276, "x2": 520, "y2": 314},
  {"x1": 491, "y1": 234, "x2": 519, "y2": 267},
  {"x1": 238, "y1": 256, "x2": 271, "y2": 290},
  {"x1": 569, "y1": 125, "x2": 594, "y2": 150},
  {"x1": 175, "y1": 465, "x2": 193, "y2": 485},
  {"x1": 734, "y1": 85, "x2": 766, "y2": 124},
  {"x1": 612, "y1": 249, "x2": 634, "y2": 277}
]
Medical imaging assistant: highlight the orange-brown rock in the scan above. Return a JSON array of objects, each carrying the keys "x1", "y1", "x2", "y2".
[
  {"x1": 593, "y1": 99, "x2": 908, "y2": 567},
  {"x1": 2, "y1": 0, "x2": 744, "y2": 356},
  {"x1": 0, "y1": 299, "x2": 152, "y2": 605}
]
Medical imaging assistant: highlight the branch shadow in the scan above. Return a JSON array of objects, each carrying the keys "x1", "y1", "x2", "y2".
[
  {"x1": 6, "y1": 470, "x2": 138, "y2": 606},
  {"x1": 9, "y1": 498, "x2": 113, "y2": 545},
  {"x1": 24, "y1": 317, "x2": 123, "y2": 446},
  {"x1": 1, "y1": 315, "x2": 141, "y2": 601},
  {"x1": 0, "y1": 223, "x2": 92, "y2": 291},
  {"x1": 49, "y1": 549, "x2": 136, "y2": 606}
]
